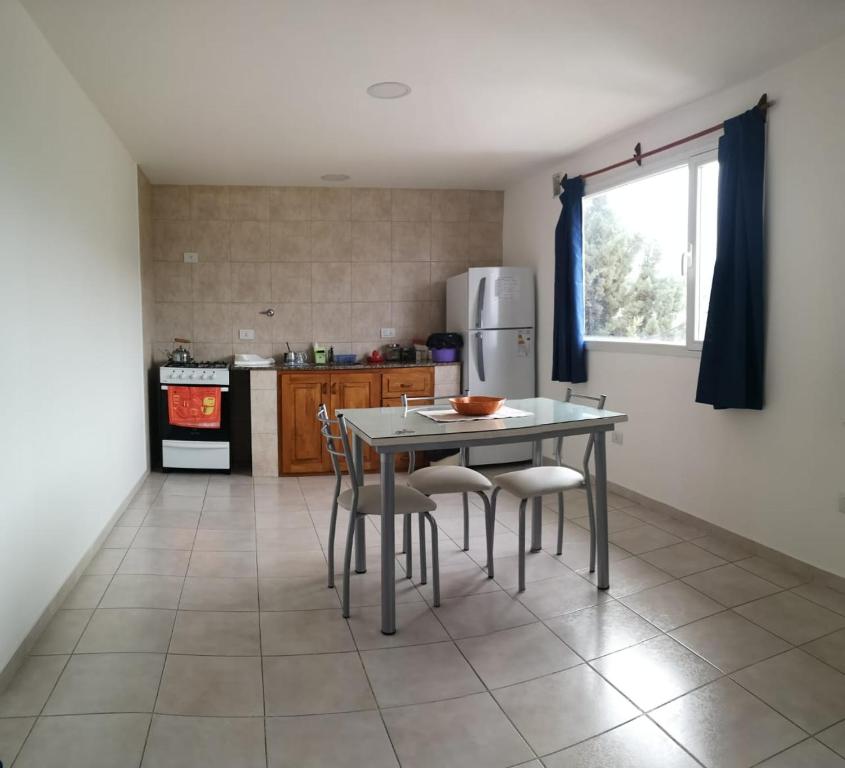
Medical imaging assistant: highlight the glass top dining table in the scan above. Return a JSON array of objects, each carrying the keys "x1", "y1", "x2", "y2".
[{"x1": 338, "y1": 397, "x2": 628, "y2": 634}]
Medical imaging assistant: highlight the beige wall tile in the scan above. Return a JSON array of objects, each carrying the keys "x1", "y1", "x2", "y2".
[
  {"x1": 251, "y1": 434, "x2": 278, "y2": 477},
  {"x1": 231, "y1": 303, "x2": 274, "y2": 343},
  {"x1": 351, "y1": 188, "x2": 392, "y2": 221},
  {"x1": 431, "y1": 221, "x2": 469, "y2": 262},
  {"x1": 350, "y1": 302, "x2": 391, "y2": 341},
  {"x1": 191, "y1": 186, "x2": 228, "y2": 220},
  {"x1": 250, "y1": 370, "x2": 277, "y2": 390},
  {"x1": 392, "y1": 189, "x2": 432, "y2": 222},
  {"x1": 311, "y1": 221, "x2": 351, "y2": 262},
  {"x1": 227, "y1": 186, "x2": 269, "y2": 221},
  {"x1": 274, "y1": 303, "x2": 313, "y2": 342},
  {"x1": 392, "y1": 222, "x2": 430, "y2": 262},
  {"x1": 193, "y1": 263, "x2": 232, "y2": 302},
  {"x1": 351, "y1": 221, "x2": 391, "y2": 261},
  {"x1": 431, "y1": 261, "x2": 468, "y2": 304},
  {"x1": 192, "y1": 221, "x2": 230, "y2": 261},
  {"x1": 270, "y1": 263, "x2": 311, "y2": 302},
  {"x1": 250, "y1": 389, "x2": 277, "y2": 434},
  {"x1": 431, "y1": 300, "x2": 446, "y2": 332},
  {"x1": 152, "y1": 185, "x2": 189, "y2": 220},
  {"x1": 351, "y1": 262, "x2": 390, "y2": 303},
  {"x1": 153, "y1": 220, "x2": 192, "y2": 261},
  {"x1": 312, "y1": 262, "x2": 351, "y2": 302},
  {"x1": 154, "y1": 302, "x2": 193, "y2": 342},
  {"x1": 268, "y1": 187, "x2": 310, "y2": 221},
  {"x1": 230, "y1": 221, "x2": 270, "y2": 262},
  {"x1": 391, "y1": 262, "x2": 430, "y2": 301},
  {"x1": 391, "y1": 301, "x2": 432, "y2": 340},
  {"x1": 469, "y1": 190, "x2": 504, "y2": 222},
  {"x1": 193, "y1": 303, "x2": 232, "y2": 343},
  {"x1": 312, "y1": 302, "x2": 351, "y2": 342},
  {"x1": 311, "y1": 188, "x2": 350, "y2": 221},
  {"x1": 231, "y1": 262, "x2": 271, "y2": 303},
  {"x1": 154, "y1": 262, "x2": 193, "y2": 302},
  {"x1": 270, "y1": 221, "x2": 310, "y2": 261},
  {"x1": 469, "y1": 221, "x2": 504, "y2": 264},
  {"x1": 234, "y1": 341, "x2": 275, "y2": 358},
  {"x1": 432, "y1": 190, "x2": 470, "y2": 222},
  {"x1": 193, "y1": 342, "x2": 233, "y2": 362}
]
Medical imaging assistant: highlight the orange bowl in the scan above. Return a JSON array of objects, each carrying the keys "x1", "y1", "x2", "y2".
[{"x1": 449, "y1": 395, "x2": 505, "y2": 416}]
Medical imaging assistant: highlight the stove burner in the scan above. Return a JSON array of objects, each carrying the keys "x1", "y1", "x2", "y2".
[{"x1": 162, "y1": 360, "x2": 229, "y2": 369}]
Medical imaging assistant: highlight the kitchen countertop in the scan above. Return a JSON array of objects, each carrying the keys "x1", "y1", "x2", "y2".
[{"x1": 240, "y1": 360, "x2": 460, "y2": 373}]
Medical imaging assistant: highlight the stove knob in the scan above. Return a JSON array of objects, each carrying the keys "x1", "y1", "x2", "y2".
[
  {"x1": 210, "y1": 371, "x2": 216, "y2": 379},
  {"x1": 188, "y1": 372, "x2": 196, "y2": 379}
]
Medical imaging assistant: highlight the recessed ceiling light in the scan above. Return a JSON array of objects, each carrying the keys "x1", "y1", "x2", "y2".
[
  {"x1": 320, "y1": 174, "x2": 350, "y2": 182},
  {"x1": 367, "y1": 81, "x2": 411, "y2": 99}
]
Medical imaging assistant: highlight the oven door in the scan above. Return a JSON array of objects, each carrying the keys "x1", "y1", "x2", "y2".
[{"x1": 159, "y1": 384, "x2": 231, "y2": 443}]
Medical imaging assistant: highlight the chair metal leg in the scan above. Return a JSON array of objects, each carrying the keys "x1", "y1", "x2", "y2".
[
  {"x1": 556, "y1": 492, "x2": 565, "y2": 557},
  {"x1": 461, "y1": 492, "x2": 470, "y2": 551},
  {"x1": 425, "y1": 512, "x2": 440, "y2": 607},
  {"x1": 488, "y1": 487, "x2": 501, "y2": 579},
  {"x1": 342, "y1": 510, "x2": 358, "y2": 618},
  {"x1": 327, "y1": 497, "x2": 338, "y2": 588},
  {"x1": 475, "y1": 491, "x2": 493, "y2": 577},
  {"x1": 403, "y1": 514, "x2": 412, "y2": 579},
  {"x1": 584, "y1": 479, "x2": 597, "y2": 573},
  {"x1": 518, "y1": 498, "x2": 528, "y2": 592},
  {"x1": 399, "y1": 513, "x2": 407, "y2": 554},
  {"x1": 418, "y1": 512, "x2": 427, "y2": 585}
]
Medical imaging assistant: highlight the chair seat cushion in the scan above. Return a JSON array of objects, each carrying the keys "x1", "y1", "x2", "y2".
[
  {"x1": 407, "y1": 465, "x2": 493, "y2": 495},
  {"x1": 338, "y1": 484, "x2": 437, "y2": 516},
  {"x1": 494, "y1": 465, "x2": 584, "y2": 499}
]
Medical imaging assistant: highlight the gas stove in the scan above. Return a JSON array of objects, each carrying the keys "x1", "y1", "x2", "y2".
[
  {"x1": 160, "y1": 360, "x2": 230, "y2": 385},
  {"x1": 161, "y1": 360, "x2": 229, "y2": 369}
]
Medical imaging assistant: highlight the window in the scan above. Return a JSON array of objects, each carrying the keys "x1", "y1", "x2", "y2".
[{"x1": 582, "y1": 150, "x2": 719, "y2": 351}]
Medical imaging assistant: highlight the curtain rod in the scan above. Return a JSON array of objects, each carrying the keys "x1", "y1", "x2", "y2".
[{"x1": 552, "y1": 93, "x2": 773, "y2": 196}]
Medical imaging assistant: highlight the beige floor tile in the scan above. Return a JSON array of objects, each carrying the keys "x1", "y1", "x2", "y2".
[
  {"x1": 76, "y1": 608, "x2": 175, "y2": 653},
  {"x1": 382, "y1": 692, "x2": 533, "y2": 768},
  {"x1": 340, "y1": 570, "x2": 425, "y2": 608},
  {"x1": 819, "y1": 720, "x2": 845, "y2": 758},
  {"x1": 13, "y1": 713, "x2": 150, "y2": 768},
  {"x1": 141, "y1": 714, "x2": 266, "y2": 768},
  {"x1": 103, "y1": 526, "x2": 139, "y2": 548},
  {"x1": 259, "y1": 576, "x2": 340, "y2": 611},
  {"x1": 570, "y1": 507, "x2": 644, "y2": 533},
  {"x1": 652, "y1": 678, "x2": 804, "y2": 768},
  {"x1": 493, "y1": 664, "x2": 639, "y2": 755},
  {"x1": 260, "y1": 609, "x2": 355, "y2": 655},
  {"x1": 142, "y1": 509, "x2": 200, "y2": 529},
  {"x1": 198, "y1": 509, "x2": 256, "y2": 531},
  {"x1": 682, "y1": 563, "x2": 781, "y2": 607},
  {"x1": 192, "y1": 529, "x2": 256, "y2": 551},
  {"x1": 457, "y1": 622, "x2": 581, "y2": 689},
  {"x1": 579, "y1": 556, "x2": 673, "y2": 598},
  {"x1": 202, "y1": 496, "x2": 254, "y2": 513},
  {"x1": 62, "y1": 575, "x2": 111, "y2": 609},
  {"x1": 691, "y1": 535, "x2": 752, "y2": 562},
  {"x1": 545, "y1": 601, "x2": 660, "y2": 660},
  {"x1": 101, "y1": 575, "x2": 184, "y2": 609},
  {"x1": 591, "y1": 634, "x2": 720, "y2": 710},
  {"x1": 609, "y1": 524, "x2": 682, "y2": 555},
  {"x1": 804, "y1": 629, "x2": 845, "y2": 674},
  {"x1": 621, "y1": 580, "x2": 722, "y2": 631},
  {"x1": 792, "y1": 583, "x2": 845, "y2": 616},
  {"x1": 169, "y1": 611, "x2": 260, "y2": 655},
  {"x1": 732, "y1": 649, "x2": 845, "y2": 733},
  {"x1": 255, "y1": 507, "x2": 313, "y2": 529},
  {"x1": 514, "y1": 571, "x2": 611, "y2": 619},
  {"x1": 44, "y1": 653, "x2": 164, "y2": 714},
  {"x1": 669, "y1": 610, "x2": 791, "y2": 673},
  {"x1": 0, "y1": 655, "x2": 68, "y2": 716},
  {"x1": 735, "y1": 556, "x2": 809, "y2": 589},
  {"x1": 151, "y1": 494, "x2": 205, "y2": 511},
  {"x1": 348, "y1": 602, "x2": 449, "y2": 650},
  {"x1": 489, "y1": 550, "x2": 571, "y2": 590},
  {"x1": 179, "y1": 576, "x2": 258, "y2": 611},
  {"x1": 256, "y1": 526, "x2": 322, "y2": 551},
  {"x1": 84, "y1": 548, "x2": 126, "y2": 576},
  {"x1": 757, "y1": 739, "x2": 845, "y2": 767},
  {"x1": 734, "y1": 591, "x2": 845, "y2": 644},
  {"x1": 266, "y1": 711, "x2": 398, "y2": 768},
  {"x1": 0, "y1": 716, "x2": 35, "y2": 765},
  {"x1": 118, "y1": 548, "x2": 190, "y2": 577},
  {"x1": 188, "y1": 550, "x2": 257, "y2": 578},
  {"x1": 416, "y1": 563, "x2": 502, "y2": 603},
  {"x1": 640, "y1": 542, "x2": 727, "y2": 578},
  {"x1": 156, "y1": 655, "x2": 263, "y2": 716},
  {"x1": 31, "y1": 610, "x2": 93, "y2": 655},
  {"x1": 263, "y1": 652, "x2": 375, "y2": 715},
  {"x1": 131, "y1": 526, "x2": 196, "y2": 550},
  {"x1": 361, "y1": 640, "x2": 484, "y2": 707},
  {"x1": 433, "y1": 590, "x2": 536, "y2": 639},
  {"x1": 542, "y1": 716, "x2": 700, "y2": 768},
  {"x1": 258, "y1": 549, "x2": 326, "y2": 579}
]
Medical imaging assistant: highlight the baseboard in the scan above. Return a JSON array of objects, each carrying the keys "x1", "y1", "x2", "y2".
[{"x1": 0, "y1": 470, "x2": 150, "y2": 694}]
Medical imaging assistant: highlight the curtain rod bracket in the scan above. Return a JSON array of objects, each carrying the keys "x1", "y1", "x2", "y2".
[
  {"x1": 552, "y1": 172, "x2": 565, "y2": 198},
  {"x1": 633, "y1": 142, "x2": 643, "y2": 166}
]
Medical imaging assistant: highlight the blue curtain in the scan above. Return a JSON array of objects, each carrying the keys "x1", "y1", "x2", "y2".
[
  {"x1": 696, "y1": 106, "x2": 766, "y2": 409},
  {"x1": 552, "y1": 175, "x2": 587, "y2": 383}
]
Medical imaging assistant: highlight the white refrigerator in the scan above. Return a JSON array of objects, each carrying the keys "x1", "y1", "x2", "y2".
[{"x1": 446, "y1": 267, "x2": 535, "y2": 465}]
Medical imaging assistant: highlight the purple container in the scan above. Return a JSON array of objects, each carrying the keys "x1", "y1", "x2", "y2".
[{"x1": 430, "y1": 347, "x2": 459, "y2": 363}]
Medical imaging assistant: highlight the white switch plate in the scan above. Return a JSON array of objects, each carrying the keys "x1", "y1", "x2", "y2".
[
  {"x1": 239, "y1": 329, "x2": 256, "y2": 340},
  {"x1": 183, "y1": 252, "x2": 198, "y2": 263},
  {"x1": 380, "y1": 327, "x2": 396, "y2": 339}
]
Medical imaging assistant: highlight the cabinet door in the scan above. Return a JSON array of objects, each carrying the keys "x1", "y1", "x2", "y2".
[
  {"x1": 331, "y1": 372, "x2": 381, "y2": 471},
  {"x1": 280, "y1": 373, "x2": 330, "y2": 474}
]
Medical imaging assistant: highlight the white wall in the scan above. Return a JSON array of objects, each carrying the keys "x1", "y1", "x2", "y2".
[
  {"x1": 0, "y1": 0, "x2": 147, "y2": 673},
  {"x1": 504, "y1": 35, "x2": 845, "y2": 576}
]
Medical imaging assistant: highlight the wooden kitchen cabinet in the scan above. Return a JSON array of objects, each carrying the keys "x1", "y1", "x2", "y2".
[{"x1": 330, "y1": 372, "x2": 381, "y2": 472}]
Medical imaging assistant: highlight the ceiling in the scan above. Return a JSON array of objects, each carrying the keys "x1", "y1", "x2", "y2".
[{"x1": 21, "y1": 0, "x2": 845, "y2": 189}]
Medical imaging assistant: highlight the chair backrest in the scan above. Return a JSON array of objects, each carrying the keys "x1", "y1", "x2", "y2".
[
  {"x1": 401, "y1": 392, "x2": 468, "y2": 472},
  {"x1": 555, "y1": 388, "x2": 608, "y2": 475},
  {"x1": 316, "y1": 404, "x2": 358, "y2": 495}
]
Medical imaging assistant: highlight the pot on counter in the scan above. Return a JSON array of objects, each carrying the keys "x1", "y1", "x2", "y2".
[{"x1": 169, "y1": 339, "x2": 193, "y2": 364}]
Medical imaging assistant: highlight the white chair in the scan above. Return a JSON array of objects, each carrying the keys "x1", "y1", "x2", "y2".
[
  {"x1": 318, "y1": 404, "x2": 441, "y2": 613},
  {"x1": 489, "y1": 388, "x2": 607, "y2": 591},
  {"x1": 401, "y1": 393, "x2": 495, "y2": 580}
]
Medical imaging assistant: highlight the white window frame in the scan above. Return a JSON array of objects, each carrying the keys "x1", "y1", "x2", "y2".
[{"x1": 582, "y1": 142, "x2": 719, "y2": 357}]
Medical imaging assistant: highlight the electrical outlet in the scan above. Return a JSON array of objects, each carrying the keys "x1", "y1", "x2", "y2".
[
  {"x1": 611, "y1": 431, "x2": 624, "y2": 445},
  {"x1": 239, "y1": 329, "x2": 255, "y2": 340},
  {"x1": 380, "y1": 327, "x2": 396, "y2": 339},
  {"x1": 183, "y1": 251, "x2": 198, "y2": 263}
]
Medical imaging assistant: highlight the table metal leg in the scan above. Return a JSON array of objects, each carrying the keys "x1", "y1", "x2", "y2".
[
  {"x1": 530, "y1": 439, "x2": 543, "y2": 552},
  {"x1": 353, "y1": 434, "x2": 366, "y2": 574},
  {"x1": 594, "y1": 430, "x2": 610, "y2": 589},
  {"x1": 380, "y1": 453, "x2": 396, "y2": 634}
]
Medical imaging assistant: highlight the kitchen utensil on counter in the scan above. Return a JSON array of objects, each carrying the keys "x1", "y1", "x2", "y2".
[
  {"x1": 426, "y1": 332, "x2": 462, "y2": 363},
  {"x1": 367, "y1": 350, "x2": 384, "y2": 364},
  {"x1": 449, "y1": 395, "x2": 505, "y2": 416},
  {"x1": 312, "y1": 344, "x2": 327, "y2": 365},
  {"x1": 234, "y1": 353, "x2": 275, "y2": 367},
  {"x1": 384, "y1": 343, "x2": 401, "y2": 362},
  {"x1": 169, "y1": 339, "x2": 193, "y2": 364},
  {"x1": 334, "y1": 354, "x2": 357, "y2": 364}
]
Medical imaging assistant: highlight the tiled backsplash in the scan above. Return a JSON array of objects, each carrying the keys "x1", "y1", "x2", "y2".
[{"x1": 149, "y1": 185, "x2": 503, "y2": 363}]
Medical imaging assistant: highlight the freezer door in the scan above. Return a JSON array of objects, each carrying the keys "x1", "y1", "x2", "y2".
[{"x1": 468, "y1": 267, "x2": 534, "y2": 329}]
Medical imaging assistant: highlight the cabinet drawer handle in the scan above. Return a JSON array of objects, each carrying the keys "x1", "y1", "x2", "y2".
[
  {"x1": 332, "y1": 382, "x2": 337, "y2": 395},
  {"x1": 322, "y1": 383, "x2": 327, "y2": 395}
]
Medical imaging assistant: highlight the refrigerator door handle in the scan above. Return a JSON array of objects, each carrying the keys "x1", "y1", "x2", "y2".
[
  {"x1": 475, "y1": 332, "x2": 485, "y2": 382},
  {"x1": 475, "y1": 277, "x2": 486, "y2": 328}
]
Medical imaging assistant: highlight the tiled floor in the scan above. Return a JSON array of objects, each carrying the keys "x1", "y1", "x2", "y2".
[{"x1": 2, "y1": 472, "x2": 845, "y2": 767}]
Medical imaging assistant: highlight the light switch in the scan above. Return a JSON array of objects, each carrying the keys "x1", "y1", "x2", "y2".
[
  {"x1": 380, "y1": 328, "x2": 396, "y2": 339},
  {"x1": 239, "y1": 329, "x2": 256, "y2": 340},
  {"x1": 183, "y1": 252, "x2": 198, "y2": 263}
]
